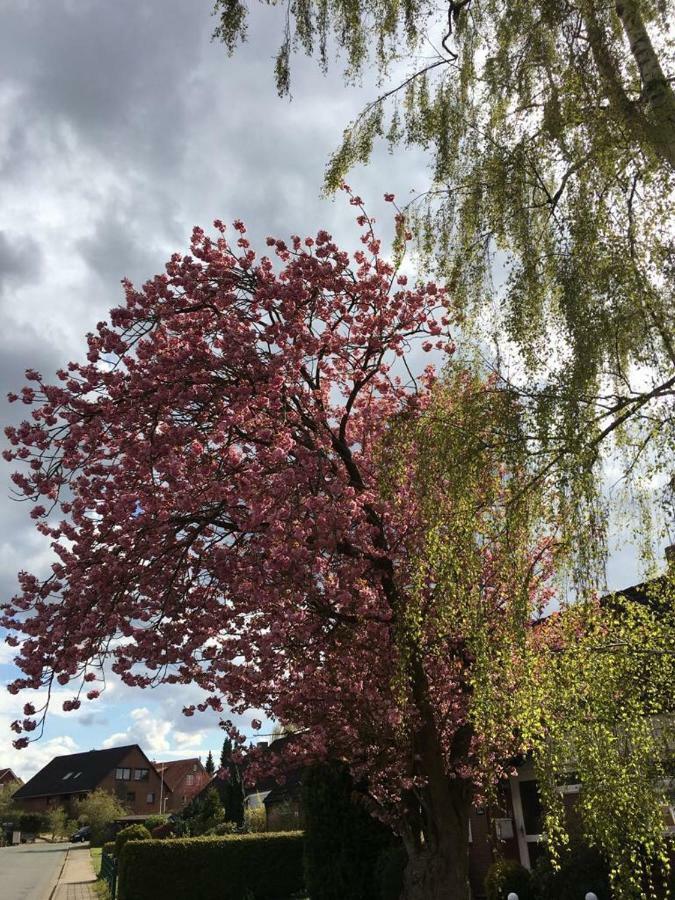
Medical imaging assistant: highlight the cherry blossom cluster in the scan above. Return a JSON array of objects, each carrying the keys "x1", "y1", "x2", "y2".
[{"x1": 3, "y1": 194, "x2": 551, "y2": 819}]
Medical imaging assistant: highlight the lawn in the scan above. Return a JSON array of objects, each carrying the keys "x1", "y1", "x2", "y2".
[{"x1": 90, "y1": 846, "x2": 102, "y2": 876}]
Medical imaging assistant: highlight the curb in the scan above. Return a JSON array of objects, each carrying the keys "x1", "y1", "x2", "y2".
[{"x1": 47, "y1": 846, "x2": 70, "y2": 900}]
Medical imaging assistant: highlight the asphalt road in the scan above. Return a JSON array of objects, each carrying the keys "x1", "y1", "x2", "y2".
[{"x1": 0, "y1": 841, "x2": 68, "y2": 900}]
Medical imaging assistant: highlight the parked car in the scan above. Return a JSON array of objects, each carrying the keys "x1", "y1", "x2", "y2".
[{"x1": 70, "y1": 826, "x2": 91, "y2": 843}]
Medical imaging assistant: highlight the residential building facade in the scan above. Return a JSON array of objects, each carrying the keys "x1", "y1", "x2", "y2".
[
  {"x1": 153, "y1": 757, "x2": 210, "y2": 812},
  {"x1": 12, "y1": 744, "x2": 169, "y2": 817}
]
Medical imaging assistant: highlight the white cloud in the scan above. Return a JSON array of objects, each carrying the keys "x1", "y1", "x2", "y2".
[{"x1": 2, "y1": 734, "x2": 79, "y2": 782}]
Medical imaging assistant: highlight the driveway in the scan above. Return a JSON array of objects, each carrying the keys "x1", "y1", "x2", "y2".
[{"x1": 0, "y1": 841, "x2": 69, "y2": 900}]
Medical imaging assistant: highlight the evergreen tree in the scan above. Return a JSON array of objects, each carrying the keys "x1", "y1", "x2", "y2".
[
  {"x1": 220, "y1": 737, "x2": 232, "y2": 770},
  {"x1": 218, "y1": 736, "x2": 245, "y2": 825},
  {"x1": 205, "y1": 750, "x2": 215, "y2": 775}
]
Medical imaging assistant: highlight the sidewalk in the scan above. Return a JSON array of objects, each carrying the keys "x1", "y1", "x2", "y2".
[{"x1": 50, "y1": 844, "x2": 98, "y2": 900}]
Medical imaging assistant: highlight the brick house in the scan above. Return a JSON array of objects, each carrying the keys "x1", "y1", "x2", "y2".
[
  {"x1": 153, "y1": 758, "x2": 210, "y2": 812},
  {"x1": 12, "y1": 744, "x2": 170, "y2": 817},
  {"x1": 0, "y1": 768, "x2": 21, "y2": 788}
]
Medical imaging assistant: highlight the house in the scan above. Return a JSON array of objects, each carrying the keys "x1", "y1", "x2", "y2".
[
  {"x1": 0, "y1": 768, "x2": 21, "y2": 788},
  {"x1": 153, "y1": 758, "x2": 210, "y2": 812},
  {"x1": 12, "y1": 744, "x2": 170, "y2": 817},
  {"x1": 262, "y1": 767, "x2": 304, "y2": 832}
]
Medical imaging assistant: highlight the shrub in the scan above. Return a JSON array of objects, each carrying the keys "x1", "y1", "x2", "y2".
[
  {"x1": 213, "y1": 820, "x2": 239, "y2": 835},
  {"x1": 150, "y1": 821, "x2": 174, "y2": 839},
  {"x1": 115, "y1": 824, "x2": 151, "y2": 858},
  {"x1": 530, "y1": 844, "x2": 610, "y2": 900},
  {"x1": 244, "y1": 806, "x2": 267, "y2": 833},
  {"x1": 374, "y1": 844, "x2": 407, "y2": 900},
  {"x1": 117, "y1": 832, "x2": 304, "y2": 900},
  {"x1": 185, "y1": 787, "x2": 226, "y2": 836},
  {"x1": 102, "y1": 841, "x2": 116, "y2": 858},
  {"x1": 302, "y1": 762, "x2": 397, "y2": 900},
  {"x1": 485, "y1": 859, "x2": 534, "y2": 900},
  {"x1": 143, "y1": 815, "x2": 168, "y2": 832},
  {"x1": 75, "y1": 789, "x2": 128, "y2": 847},
  {"x1": 18, "y1": 812, "x2": 49, "y2": 834}
]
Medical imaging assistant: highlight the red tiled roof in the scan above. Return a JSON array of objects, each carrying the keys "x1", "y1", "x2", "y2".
[{"x1": 153, "y1": 758, "x2": 209, "y2": 794}]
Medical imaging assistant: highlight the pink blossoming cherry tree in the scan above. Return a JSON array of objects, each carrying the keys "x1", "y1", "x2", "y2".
[{"x1": 4, "y1": 194, "x2": 554, "y2": 900}]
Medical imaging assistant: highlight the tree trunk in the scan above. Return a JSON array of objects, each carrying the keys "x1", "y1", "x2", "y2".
[
  {"x1": 582, "y1": 0, "x2": 675, "y2": 170},
  {"x1": 615, "y1": 0, "x2": 675, "y2": 169},
  {"x1": 401, "y1": 777, "x2": 473, "y2": 900}
]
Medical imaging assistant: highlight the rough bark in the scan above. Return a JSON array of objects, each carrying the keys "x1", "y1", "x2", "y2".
[
  {"x1": 401, "y1": 776, "x2": 473, "y2": 900},
  {"x1": 399, "y1": 652, "x2": 474, "y2": 900}
]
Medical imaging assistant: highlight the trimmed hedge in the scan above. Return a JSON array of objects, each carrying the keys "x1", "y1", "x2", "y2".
[{"x1": 118, "y1": 832, "x2": 304, "y2": 900}]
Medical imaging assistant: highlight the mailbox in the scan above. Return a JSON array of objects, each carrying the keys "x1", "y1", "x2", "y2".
[{"x1": 494, "y1": 817, "x2": 514, "y2": 840}]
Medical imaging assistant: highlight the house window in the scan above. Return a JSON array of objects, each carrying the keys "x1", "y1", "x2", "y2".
[
  {"x1": 115, "y1": 768, "x2": 132, "y2": 781},
  {"x1": 146, "y1": 792, "x2": 155, "y2": 804},
  {"x1": 185, "y1": 774, "x2": 195, "y2": 786},
  {"x1": 133, "y1": 768, "x2": 149, "y2": 781},
  {"x1": 126, "y1": 791, "x2": 136, "y2": 803},
  {"x1": 62, "y1": 772, "x2": 74, "y2": 781}
]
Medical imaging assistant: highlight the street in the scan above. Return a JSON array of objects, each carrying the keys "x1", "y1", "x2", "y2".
[{"x1": 0, "y1": 841, "x2": 68, "y2": 900}]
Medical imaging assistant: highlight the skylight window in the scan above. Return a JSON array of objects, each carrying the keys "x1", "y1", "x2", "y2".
[{"x1": 62, "y1": 772, "x2": 73, "y2": 780}]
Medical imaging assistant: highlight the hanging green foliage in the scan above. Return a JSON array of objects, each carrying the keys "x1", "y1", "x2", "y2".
[{"x1": 212, "y1": 0, "x2": 675, "y2": 577}]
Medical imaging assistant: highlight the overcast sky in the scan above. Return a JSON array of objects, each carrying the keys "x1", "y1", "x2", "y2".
[{"x1": 0, "y1": 0, "x2": 665, "y2": 780}]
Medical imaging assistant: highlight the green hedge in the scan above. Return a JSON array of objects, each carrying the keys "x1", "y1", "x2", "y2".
[{"x1": 118, "y1": 832, "x2": 304, "y2": 900}]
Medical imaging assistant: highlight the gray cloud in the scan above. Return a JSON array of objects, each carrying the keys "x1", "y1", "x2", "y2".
[
  {"x1": 3, "y1": 0, "x2": 650, "y2": 770},
  {"x1": 0, "y1": 231, "x2": 43, "y2": 295}
]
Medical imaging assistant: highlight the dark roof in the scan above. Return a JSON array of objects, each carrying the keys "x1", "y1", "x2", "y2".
[
  {"x1": 13, "y1": 744, "x2": 151, "y2": 800},
  {"x1": 263, "y1": 767, "x2": 304, "y2": 807}
]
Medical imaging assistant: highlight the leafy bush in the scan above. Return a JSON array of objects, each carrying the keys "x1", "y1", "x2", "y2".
[
  {"x1": 182, "y1": 787, "x2": 226, "y2": 836},
  {"x1": 117, "y1": 832, "x2": 304, "y2": 900},
  {"x1": 530, "y1": 844, "x2": 610, "y2": 900},
  {"x1": 213, "y1": 820, "x2": 239, "y2": 835},
  {"x1": 47, "y1": 806, "x2": 74, "y2": 841},
  {"x1": 142, "y1": 814, "x2": 168, "y2": 832},
  {"x1": 302, "y1": 762, "x2": 397, "y2": 900},
  {"x1": 485, "y1": 859, "x2": 534, "y2": 900},
  {"x1": 75, "y1": 789, "x2": 128, "y2": 846},
  {"x1": 102, "y1": 841, "x2": 116, "y2": 858},
  {"x1": 374, "y1": 844, "x2": 407, "y2": 900},
  {"x1": 18, "y1": 812, "x2": 49, "y2": 834},
  {"x1": 244, "y1": 806, "x2": 267, "y2": 833},
  {"x1": 115, "y1": 824, "x2": 151, "y2": 858}
]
